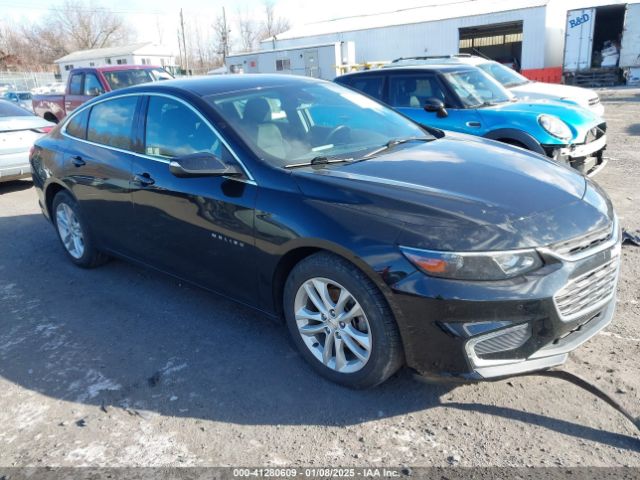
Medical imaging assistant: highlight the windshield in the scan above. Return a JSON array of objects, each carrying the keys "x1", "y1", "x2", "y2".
[
  {"x1": 442, "y1": 69, "x2": 513, "y2": 108},
  {"x1": 205, "y1": 82, "x2": 431, "y2": 167},
  {"x1": 103, "y1": 68, "x2": 173, "y2": 91},
  {"x1": 0, "y1": 99, "x2": 33, "y2": 117},
  {"x1": 477, "y1": 62, "x2": 529, "y2": 88}
]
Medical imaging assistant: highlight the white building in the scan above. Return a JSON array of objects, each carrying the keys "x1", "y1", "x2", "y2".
[
  {"x1": 240, "y1": 0, "x2": 638, "y2": 83},
  {"x1": 55, "y1": 43, "x2": 176, "y2": 80},
  {"x1": 226, "y1": 42, "x2": 356, "y2": 80}
]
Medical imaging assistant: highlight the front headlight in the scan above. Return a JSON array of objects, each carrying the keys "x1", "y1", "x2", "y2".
[
  {"x1": 400, "y1": 246, "x2": 543, "y2": 281},
  {"x1": 538, "y1": 114, "x2": 572, "y2": 141}
]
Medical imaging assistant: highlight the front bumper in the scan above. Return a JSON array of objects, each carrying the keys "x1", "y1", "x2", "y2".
[
  {"x1": 391, "y1": 219, "x2": 621, "y2": 381},
  {"x1": 544, "y1": 134, "x2": 607, "y2": 177}
]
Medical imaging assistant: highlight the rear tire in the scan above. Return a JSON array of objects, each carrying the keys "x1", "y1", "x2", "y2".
[
  {"x1": 283, "y1": 252, "x2": 403, "y2": 388},
  {"x1": 52, "y1": 190, "x2": 109, "y2": 268}
]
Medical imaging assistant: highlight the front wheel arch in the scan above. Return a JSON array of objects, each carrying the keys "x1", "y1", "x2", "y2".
[
  {"x1": 271, "y1": 241, "x2": 399, "y2": 320},
  {"x1": 483, "y1": 129, "x2": 547, "y2": 156}
]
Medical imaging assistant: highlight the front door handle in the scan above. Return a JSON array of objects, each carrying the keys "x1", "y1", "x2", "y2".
[
  {"x1": 466, "y1": 121, "x2": 481, "y2": 128},
  {"x1": 133, "y1": 173, "x2": 155, "y2": 187},
  {"x1": 71, "y1": 155, "x2": 85, "y2": 167}
]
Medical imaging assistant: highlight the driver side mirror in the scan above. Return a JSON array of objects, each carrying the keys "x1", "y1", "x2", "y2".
[
  {"x1": 424, "y1": 98, "x2": 448, "y2": 118},
  {"x1": 169, "y1": 152, "x2": 242, "y2": 178}
]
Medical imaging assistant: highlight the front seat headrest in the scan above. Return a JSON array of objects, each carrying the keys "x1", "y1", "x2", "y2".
[{"x1": 243, "y1": 97, "x2": 271, "y2": 124}]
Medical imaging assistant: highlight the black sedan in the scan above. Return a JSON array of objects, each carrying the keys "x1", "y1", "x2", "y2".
[{"x1": 30, "y1": 75, "x2": 621, "y2": 388}]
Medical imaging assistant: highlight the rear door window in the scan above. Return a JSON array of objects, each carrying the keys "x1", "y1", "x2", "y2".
[
  {"x1": 87, "y1": 96, "x2": 138, "y2": 150},
  {"x1": 69, "y1": 74, "x2": 83, "y2": 95}
]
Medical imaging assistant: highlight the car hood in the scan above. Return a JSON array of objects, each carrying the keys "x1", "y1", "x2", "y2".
[
  {"x1": 478, "y1": 99, "x2": 602, "y2": 142},
  {"x1": 511, "y1": 81, "x2": 599, "y2": 107},
  {"x1": 292, "y1": 134, "x2": 613, "y2": 251}
]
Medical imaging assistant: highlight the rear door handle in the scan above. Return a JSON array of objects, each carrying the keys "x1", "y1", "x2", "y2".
[
  {"x1": 133, "y1": 173, "x2": 155, "y2": 187},
  {"x1": 71, "y1": 155, "x2": 85, "y2": 167}
]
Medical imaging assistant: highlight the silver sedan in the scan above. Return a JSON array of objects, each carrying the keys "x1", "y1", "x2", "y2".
[{"x1": 1, "y1": 100, "x2": 54, "y2": 183}]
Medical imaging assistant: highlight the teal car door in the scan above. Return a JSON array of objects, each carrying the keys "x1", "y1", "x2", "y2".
[{"x1": 387, "y1": 73, "x2": 483, "y2": 136}]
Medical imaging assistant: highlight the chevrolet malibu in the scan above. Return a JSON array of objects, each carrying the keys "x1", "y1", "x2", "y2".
[{"x1": 30, "y1": 75, "x2": 621, "y2": 388}]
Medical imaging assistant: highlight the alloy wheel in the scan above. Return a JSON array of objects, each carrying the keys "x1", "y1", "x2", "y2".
[
  {"x1": 294, "y1": 277, "x2": 372, "y2": 373},
  {"x1": 55, "y1": 202, "x2": 85, "y2": 259}
]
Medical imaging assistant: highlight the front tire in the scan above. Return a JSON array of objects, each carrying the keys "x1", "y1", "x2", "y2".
[
  {"x1": 284, "y1": 252, "x2": 403, "y2": 388},
  {"x1": 52, "y1": 190, "x2": 108, "y2": 268}
]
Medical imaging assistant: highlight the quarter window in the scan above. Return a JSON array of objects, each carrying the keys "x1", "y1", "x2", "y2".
[
  {"x1": 87, "y1": 96, "x2": 138, "y2": 150},
  {"x1": 69, "y1": 74, "x2": 83, "y2": 95},
  {"x1": 66, "y1": 108, "x2": 90, "y2": 139},
  {"x1": 144, "y1": 96, "x2": 233, "y2": 163}
]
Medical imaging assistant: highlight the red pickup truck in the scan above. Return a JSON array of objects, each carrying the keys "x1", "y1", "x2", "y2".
[{"x1": 32, "y1": 65, "x2": 173, "y2": 123}]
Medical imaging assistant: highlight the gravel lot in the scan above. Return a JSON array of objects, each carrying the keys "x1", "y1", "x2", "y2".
[{"x1": 0, "y1": 89, "x2": 638, "y2": 469}]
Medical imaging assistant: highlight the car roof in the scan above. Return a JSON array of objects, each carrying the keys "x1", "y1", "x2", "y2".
[
  {"x1": 105, "y1": 74, "x2": 326, "y2": 98},
  {"x1": 338, "y1": 64, "x2": 475, "y2": 79},
  {"x1": 391, "y1": 55, "x2": 489, "y2": 67}
]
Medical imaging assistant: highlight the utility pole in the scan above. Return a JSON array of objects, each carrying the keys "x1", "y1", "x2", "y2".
[
  {"x1": 221, "y1": 6, "x2": 229, "y2": 65},
  {"x1": 180, "y1": 8, "x2": 189, "y2": 74},
  {"x1": 176, "y1": 28, "x2": 183, "y2": 72}
]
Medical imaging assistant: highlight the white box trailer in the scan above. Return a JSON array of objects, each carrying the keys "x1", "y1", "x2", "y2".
[
  {"x1": 225, "y1": 42, "x2": 356, "y2": 81},
  {"x1": 563, "y1": 3, "x2": 640, "y2": 85}
]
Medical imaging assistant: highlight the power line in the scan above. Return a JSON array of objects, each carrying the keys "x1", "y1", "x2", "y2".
[{"x1": 0, "y1": 2, "x2": 166, "y2": 15}]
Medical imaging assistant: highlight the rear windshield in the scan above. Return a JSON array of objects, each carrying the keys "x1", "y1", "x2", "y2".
[
  {"x1": 0, "y1": 100, "x2": 32, "y2": 117},
  {"x1": 102, "y1": 68, "x2": 173, "y2": 91}
]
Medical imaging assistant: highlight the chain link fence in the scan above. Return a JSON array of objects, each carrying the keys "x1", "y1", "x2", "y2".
[{"x1": 0, "y1": 71, "x2": 59, "y2": 91}]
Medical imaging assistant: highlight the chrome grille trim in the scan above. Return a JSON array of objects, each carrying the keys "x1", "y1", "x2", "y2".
[
  {"x1": 539, "y1": 216, "x2": 619, "y2": 262},
  {"x1": 549, "y1": 225, "x2": 612, "y2": 257},
  {"x1": 588, "y1": 97, "x2": 601, "y2": 106},
  {"x1": 553, "y1": 256, "x2": 619, "y2": 322}
]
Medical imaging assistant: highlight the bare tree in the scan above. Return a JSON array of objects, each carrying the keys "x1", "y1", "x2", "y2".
[
  {"x1": 44, "y1": 0, "x2": 134, "y2": 51},
  {"x1": 237, "y1": 7, "x2": 259, "y2": 52},
  {"x1": 212, "y1": 8, "x2": 231, "y2": 61},
  {"x1": 2, "y1": 0, "x2": 135, "y2": 70},
  {"x1": 260, "y1": 0, "x2": 291, "y2": 40}
]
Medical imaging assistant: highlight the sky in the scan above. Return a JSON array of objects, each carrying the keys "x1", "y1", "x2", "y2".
[{"x1": 0, "y1": 0, "x2": 454, "y2": 53}]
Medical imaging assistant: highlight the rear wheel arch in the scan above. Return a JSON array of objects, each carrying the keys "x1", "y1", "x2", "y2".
[
  {"x1": 43, "y1": 112, "x2": 59, "y2": 124},
  {"x1": 45, "y1": 182, "x2": 72, "y2": 219}
]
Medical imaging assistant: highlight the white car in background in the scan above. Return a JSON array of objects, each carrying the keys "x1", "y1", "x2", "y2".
[
  {"x1": 390, "y1": 55, "x2": 605, "y2": 117},
  {"x1": 0, "y1": 99, "x2": 54, "y2": 183}
]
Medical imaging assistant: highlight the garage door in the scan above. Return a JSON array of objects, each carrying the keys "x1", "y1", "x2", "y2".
[{"x1": 459, "y1": 21, "x2": 524, "y2": 70}]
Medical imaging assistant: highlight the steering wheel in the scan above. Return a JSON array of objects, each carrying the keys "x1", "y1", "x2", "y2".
[{"x1": 326, "y1": 125, "x2": 351, "y2": 145}]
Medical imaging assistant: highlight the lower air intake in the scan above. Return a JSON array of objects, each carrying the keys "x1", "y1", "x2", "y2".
[{"x1": 473, "y1": 324, "x2": 531, "y2": 356}]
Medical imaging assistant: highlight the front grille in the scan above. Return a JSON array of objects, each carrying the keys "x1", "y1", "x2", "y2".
[
  {"x1": 554, "y1": 257, "x2": 619, "y2": 320},
  {"x1": 550, "y1": 224, "x2": 613, "y2": 258}
]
